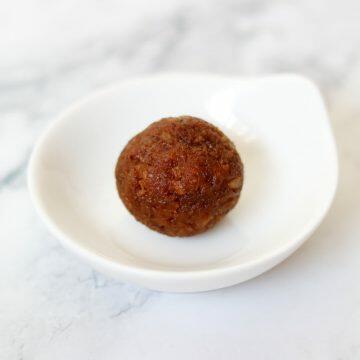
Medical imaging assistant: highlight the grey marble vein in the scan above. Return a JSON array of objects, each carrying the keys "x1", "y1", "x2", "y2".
[{"x1": 0, "y1": 156, "x2": 29, "y2": 190}]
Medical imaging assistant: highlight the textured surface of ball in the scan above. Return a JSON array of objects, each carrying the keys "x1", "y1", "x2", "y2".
[{"x1": 115, "y1": 116, "x2": 244, "y2": 236}]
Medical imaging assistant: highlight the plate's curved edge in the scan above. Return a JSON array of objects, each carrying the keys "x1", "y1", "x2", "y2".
[{"x1": 27, "y1": 72, "x2": 339, "y2": 290}]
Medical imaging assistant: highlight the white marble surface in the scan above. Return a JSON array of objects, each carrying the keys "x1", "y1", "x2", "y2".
[{"x1": 1, "y1": 0, "x2": 360, "y2": 358}]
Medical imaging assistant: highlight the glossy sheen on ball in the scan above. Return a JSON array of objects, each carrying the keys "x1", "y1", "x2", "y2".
[{"x1": 115, "y1": 116, "x2": 244, "y2": 236}]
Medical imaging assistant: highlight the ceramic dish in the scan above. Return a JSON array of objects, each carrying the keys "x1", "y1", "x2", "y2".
[{"x1": 28, "y1": 73, "x2": 338, "y2": 292}]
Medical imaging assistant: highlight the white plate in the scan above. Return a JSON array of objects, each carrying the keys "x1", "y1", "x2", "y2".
[{"x1": 28, "y1": 73, "x2": 338, "y2": 292}]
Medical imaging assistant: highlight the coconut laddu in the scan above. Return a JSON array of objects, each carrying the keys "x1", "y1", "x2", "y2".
[{"x1": 115, "y1": 116, "x2": 244, "y2": 237}]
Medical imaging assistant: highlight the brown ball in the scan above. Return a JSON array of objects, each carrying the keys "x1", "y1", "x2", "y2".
[{"x1": 115, "y1": 116, "x2": 244, "y2": 236}]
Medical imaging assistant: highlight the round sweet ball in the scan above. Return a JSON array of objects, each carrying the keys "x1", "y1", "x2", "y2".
[{"x1": 115, "y1": 116, "x2": 244, "y2": 237}]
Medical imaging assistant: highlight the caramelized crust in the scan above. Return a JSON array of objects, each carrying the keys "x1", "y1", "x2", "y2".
[{"x1": 115, "y1": 116, "x2": 244, "y2": 236}]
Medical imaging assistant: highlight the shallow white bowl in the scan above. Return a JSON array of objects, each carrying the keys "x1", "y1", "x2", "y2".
[{"x1": 28, "y1": 73, "x2": 337, "y2": 292}]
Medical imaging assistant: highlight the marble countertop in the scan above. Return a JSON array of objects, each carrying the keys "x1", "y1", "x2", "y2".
[{"x1": 1, "y1": 0, "x2": 360, "y2": 358}]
